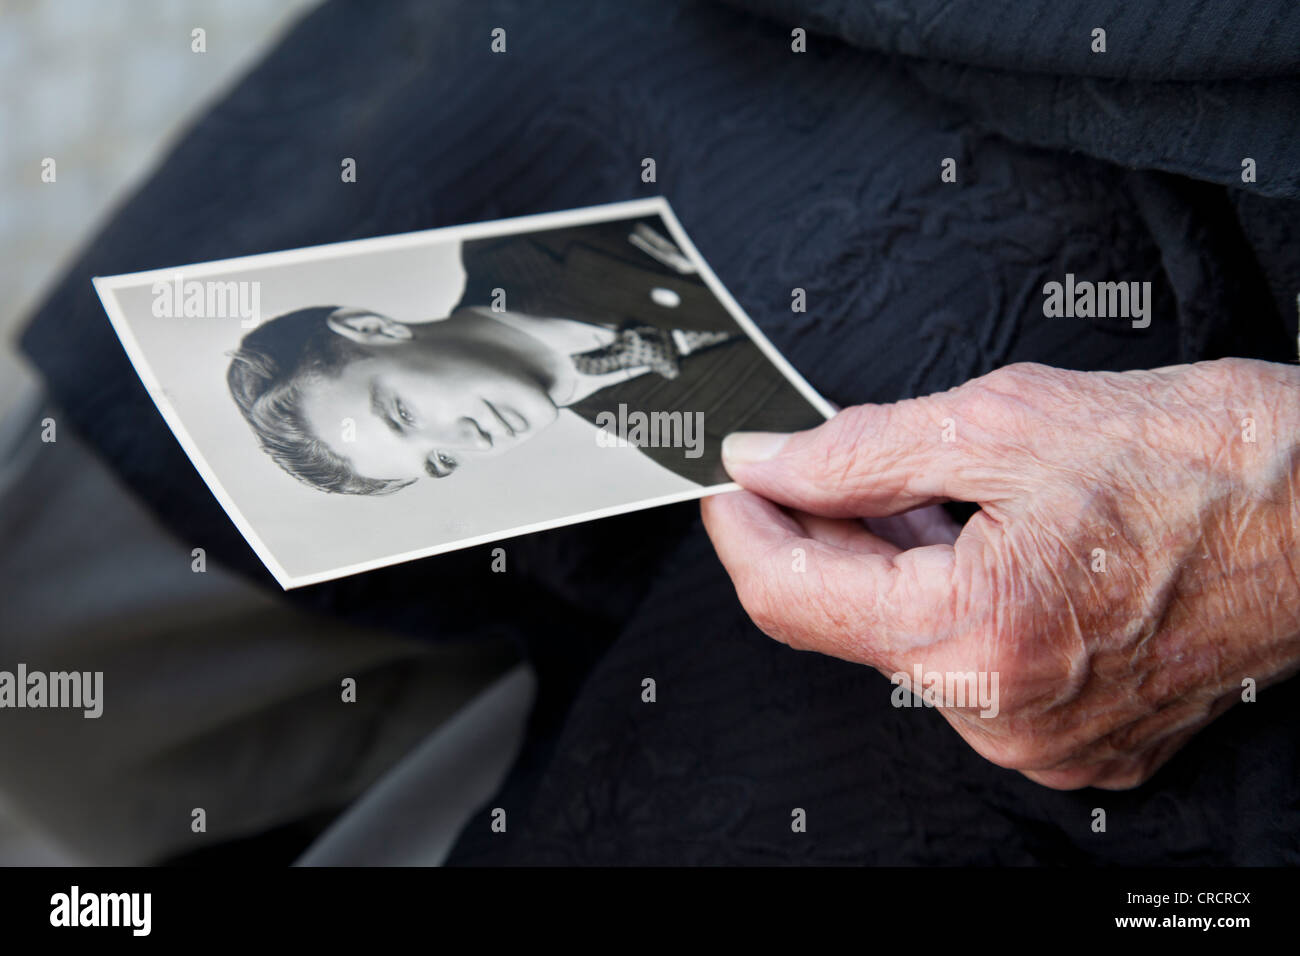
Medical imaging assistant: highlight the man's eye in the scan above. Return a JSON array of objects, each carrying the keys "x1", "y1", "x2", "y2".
[{"x1": 394, "y1": 399, "x2": 416, "y2": 425}]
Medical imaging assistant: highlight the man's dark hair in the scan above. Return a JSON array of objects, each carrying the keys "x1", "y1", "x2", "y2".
[{"x1": 227, "y1": 306, "x2": 415, "y2": 495}]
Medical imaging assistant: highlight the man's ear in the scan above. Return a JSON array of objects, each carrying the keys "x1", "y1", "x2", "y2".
[{"x1": 326, "y1": 309, "x2": 413, "y2": 345}]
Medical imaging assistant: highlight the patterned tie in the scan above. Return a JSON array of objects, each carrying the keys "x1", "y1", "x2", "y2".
[{"x1": 571, "y1": 324, "x2": 734, "y2": 380}]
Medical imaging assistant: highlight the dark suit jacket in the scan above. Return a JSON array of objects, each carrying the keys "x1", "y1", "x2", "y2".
[{"x1": 454, "y1": 215, "x2": 826, "y2": 485}]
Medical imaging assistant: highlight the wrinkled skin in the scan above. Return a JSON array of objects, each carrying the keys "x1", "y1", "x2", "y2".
[{"x1": 702, "y1": 359, "x2": 1300, "y2": 789}]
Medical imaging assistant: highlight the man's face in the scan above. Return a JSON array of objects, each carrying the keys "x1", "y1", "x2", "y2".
[{"x1": 299, "y1": 309, "x2": 560, "y2": 480}]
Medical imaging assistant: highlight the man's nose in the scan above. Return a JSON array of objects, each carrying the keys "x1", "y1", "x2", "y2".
[{"x1": 457, "y1": 416, "x2": 493, "y2": 449}]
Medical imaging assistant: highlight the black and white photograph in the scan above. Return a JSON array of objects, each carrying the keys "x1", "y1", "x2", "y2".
[{"x1": 93, "y1": 199, "x2": 832, "y2": 587}]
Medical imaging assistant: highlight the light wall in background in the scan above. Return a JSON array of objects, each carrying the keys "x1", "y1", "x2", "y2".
[{"x1": 0, "y1": 0, "x2": 318, "y2": 419}]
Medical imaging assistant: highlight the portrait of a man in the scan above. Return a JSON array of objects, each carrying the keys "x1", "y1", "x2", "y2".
[
  {"x1": 227, "y1": 215, "x2": 826, "y2": 494},
  {"x1": 85, "y1": 201, "x2": 830, "y2": 586}
]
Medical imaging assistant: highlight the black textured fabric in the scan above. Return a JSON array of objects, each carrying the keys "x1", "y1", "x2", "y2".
[
  {"x1": 729, "y1": 0, "x2": 1300, "y2": 199},
  {"x1": 16, "y1": 0, "x2": 1300, "y2": 863}
]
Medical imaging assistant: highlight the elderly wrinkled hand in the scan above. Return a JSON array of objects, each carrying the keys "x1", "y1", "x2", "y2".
[{"x1": 702, "y1": 359, "x2": 1300, "y2": 789}]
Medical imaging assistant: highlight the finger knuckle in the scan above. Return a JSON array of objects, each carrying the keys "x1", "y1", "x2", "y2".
[
  {"x1": 970, "y1": 621, "x2": 1031, "y2": 701},
  {"x1": 1092, "y1": 762, "x2": 1155, "y2": 791},
  {"x1": 1020, "y1": 766, "x2": 1098, "y2": 790},
  {"x1": 977, "y1": 731, "x2": 1067, "y2": 772},
  {"x1": 733, "y1": 569, "x2": 774, "y2": 629},
  {"x1": 959, "y1": 362, "x2": 1082, "y2": 419},
  {"x1": 980, "y1": 362, "x2": 1059, "y2": 390}
]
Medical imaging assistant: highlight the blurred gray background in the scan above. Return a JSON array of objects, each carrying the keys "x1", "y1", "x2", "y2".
[
  {"x1": 0, "y1": 0, "x2": 317, "y2": 420},
  {"x1": 0, "y1": 0, "x2": 317, "y2": 864}
]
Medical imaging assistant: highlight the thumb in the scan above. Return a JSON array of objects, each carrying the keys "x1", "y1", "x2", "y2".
[{"x1": 721, "y1": 390, "x2": 1019, "y2": 519}]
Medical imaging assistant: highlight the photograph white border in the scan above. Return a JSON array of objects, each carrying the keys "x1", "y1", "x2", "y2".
[{"x1": 92, "y1": 197, "x2": 835, "y2": 589}]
